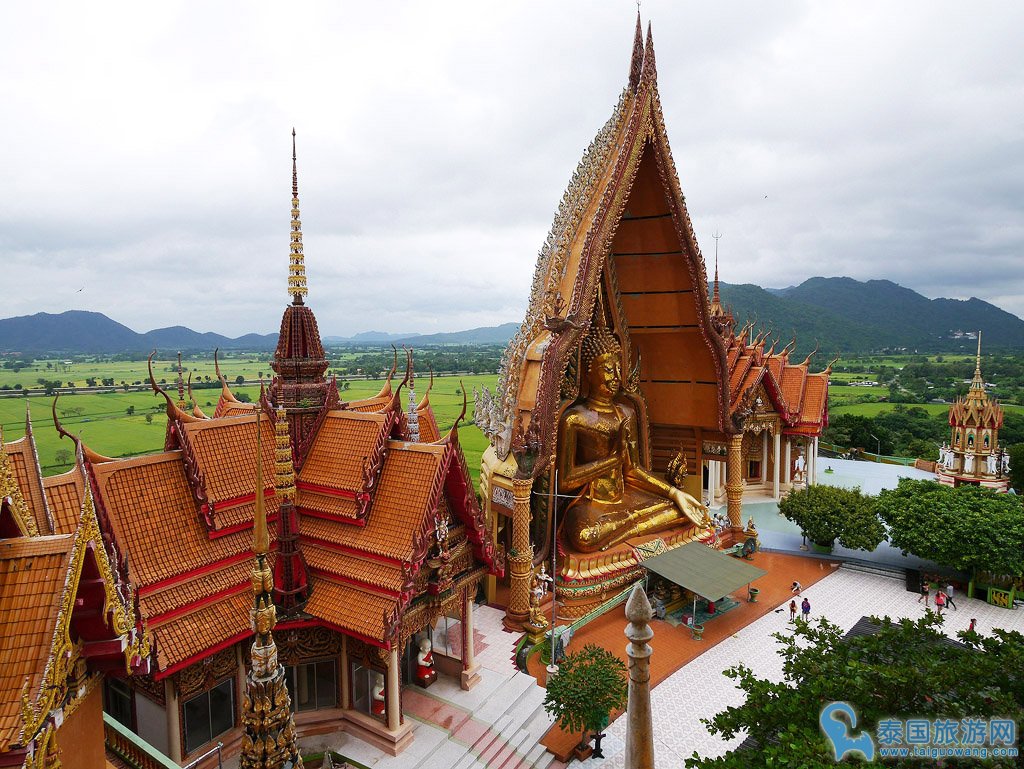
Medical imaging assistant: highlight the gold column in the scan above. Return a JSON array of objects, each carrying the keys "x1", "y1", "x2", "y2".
[
  {"x1": 503, "y1": 476, "x2": 534, "y2": 631},
  {"x1": 726, "y1": 434, "x2": 744, "y2": 529}
]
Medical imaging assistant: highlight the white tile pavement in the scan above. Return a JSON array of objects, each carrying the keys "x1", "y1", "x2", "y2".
[{"x1": 590, "y1": 566, "x2": 1024, "y2": 768}]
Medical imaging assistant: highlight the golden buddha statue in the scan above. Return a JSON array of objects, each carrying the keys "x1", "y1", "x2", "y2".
[{"x1": 558, "y1": 323, "x2": 708, "y2": 552}]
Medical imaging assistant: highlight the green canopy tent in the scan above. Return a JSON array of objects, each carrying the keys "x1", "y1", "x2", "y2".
[{"x1": 640, "y1": 541, "x2": 767, "y2": 623}]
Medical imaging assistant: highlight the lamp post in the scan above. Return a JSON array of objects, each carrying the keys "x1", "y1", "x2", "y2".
[{"x1": 869, "y1": 433, "x2": 881, "y2": 462}]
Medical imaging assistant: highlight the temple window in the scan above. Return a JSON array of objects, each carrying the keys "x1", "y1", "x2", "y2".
[
  {"x1": 984, "y1": 433, "x2": 991, "y2": 448},
  {"x1": 350, "y1": 662, "x2": 385, "y2": 719},
  {"x1": 103, "y1": 678, "x2": 134, "y2": 730},
  {"x1": 183, "y1": 678, "x2": 234, "y2": 755},
  {"x1": 968, "y1": 432, "x2": 975, "y2": 448},
  {"x1": 430, "y1": 614, "x2": 464, "y2": 661},
  {"x1": 285, "y1": 659, "x2": 337, "y2": 712}
]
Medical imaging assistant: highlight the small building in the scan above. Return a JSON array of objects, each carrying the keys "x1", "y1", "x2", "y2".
[{"x1": 936, "y1": 332, "x2": 1010, "y2": 492}]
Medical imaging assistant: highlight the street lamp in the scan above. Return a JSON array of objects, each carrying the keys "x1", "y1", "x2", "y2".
[{"x1": 869, "y1": 434, "x2": 881, "y2": 462}]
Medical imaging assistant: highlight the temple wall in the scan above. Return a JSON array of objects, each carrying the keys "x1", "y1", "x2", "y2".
[
  {"x1": 135, "y1": 688, "x2": 169, "y2": 756},
  {"x1": 59, "y1": 682, "x2": 105, "y2": 769}
]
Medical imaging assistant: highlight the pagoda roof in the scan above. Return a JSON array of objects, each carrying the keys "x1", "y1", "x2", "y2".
[
  {"x1": 489, "y1": 19, "x2": 732, "y2": 471},
  {"x1": 0, "y1": 535, "x2": 72, "y2": 751},
  {"x1": 725, "y1": 333, "x2": 831, "y2": 436},
  {"x1": 41, "y1": 467, "x2": 85, "y2": 535},
  {"x1": 2, "y1": 434, "x2": 52, "y2": 536}
]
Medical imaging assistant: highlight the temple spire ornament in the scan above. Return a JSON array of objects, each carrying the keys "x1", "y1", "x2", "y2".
[
  {"x1": 968, "y1": 330, "x2": 986, "y2": 399},
  {"x1": 406, "y1": 347, "x2": 420, "y2": 442},
  {"x1": 176, "y1": 351, "x2": 187, "y2": 410},
  {"x1": 288, "y1": 128, "x2": 308, "y2": 306},
  {"x1": 240, "y1": 410, "x2": 303, "y2": 769}
]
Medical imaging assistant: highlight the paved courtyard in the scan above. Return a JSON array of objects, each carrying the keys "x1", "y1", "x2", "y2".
[{"x1": 588, "y1": 565, "x2": 1024, "y2": 769}]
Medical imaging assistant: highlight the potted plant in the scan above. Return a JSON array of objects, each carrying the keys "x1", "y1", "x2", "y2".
[{"x1": 543, "y1": 644, "x2": 628, "y2": 760}]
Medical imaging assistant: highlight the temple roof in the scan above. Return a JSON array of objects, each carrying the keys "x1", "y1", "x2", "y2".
[
  {"x1": 948, "y1": 332, "x2": 1003, "y2": 431},
  {"x1": 0, "y1": 535, "x2": 72, "y2": 751},
  {"x1": 2, "y1": 434, "x2": 51, "y2": 536},
  {"x1": 41, "y1": 468, "x2": 85, "y2": 535},
  {"x1": 489, "y1": 19, "x2": 731, "y2": 470}
]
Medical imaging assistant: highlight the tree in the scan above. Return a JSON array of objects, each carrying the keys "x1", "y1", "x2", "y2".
[
  {"x1": 542, "y1": 644, "x2": 627, "y2": 751},
  {"x1": 235, "y1": 375, "x2": 245, "y2": 385},
  {"x1": 1008, "y1": 444, "x2": 1024, "y2": 493},
  {"x1": 686, "y1": 615, "x2": 1024, "y2": 769},
  {"x1": 54, "y1": 449, "x2": 72, "y2": 466},
  {"x1": 778, "y1": 485, "x2": 884, "y2": 551},
  {"x1": 236, "y1": 392, "x2": 252, "y2": 403},
  {"x1": 877, "y1": 478, "x2": 1024, "y2": 577},
  {"x1": 145, "y1": 413, "x2": 153, "y2": 424},
  {"x1": 126, "y1": 405, "x2": 135, "y2": 416}
]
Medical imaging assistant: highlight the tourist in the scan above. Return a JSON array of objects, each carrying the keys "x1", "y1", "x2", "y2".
[
  {"x1": 935, "y1": 590, "x2": 946, "y2": 616},
  {"x1": 917, "y1": 581, "x2": 930, "y2": 606},
  {"x1": 789, "y1": 600, "x2": 797, "y2": 622},
  {"x1": 801, "y1": 597, "x2": 811, "y2": 619},
  {"x1": 968, "y1": 618, "x2": 977, "y2": 633},
  {"x1": 791, "y1": 581, "x2": 802, "y2": 595},
  {"x1": 945, "y1": 583, "x2": 958, "y2": 610}
]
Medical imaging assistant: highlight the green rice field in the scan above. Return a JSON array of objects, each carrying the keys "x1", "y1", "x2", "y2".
[
  {"x1": 830, "y1": 401, "x2": 1024, "y2": 418},
  {"x1": 0, "y1": 369, "x2": 498, "y2": 484}
]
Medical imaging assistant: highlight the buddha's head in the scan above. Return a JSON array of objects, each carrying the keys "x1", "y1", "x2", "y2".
[{"x1": 581, "y1": 324, "x2": 622, "y2": 400}]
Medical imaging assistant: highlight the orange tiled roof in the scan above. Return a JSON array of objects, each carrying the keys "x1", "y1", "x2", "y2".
[
  {"x1": 304, "y1": 578, "x2": 396, "y2": 642},
  {"x1": 800, "y1": 374, "x2": 828, "y2": 424},
  {"x1": 344, "y1": 394, "x2": 392, "y2": 413},
  {"x1": 298, "y1": 490, "x2": 359, "y2": 521},
  {"x1": 138, "y1": 560, "x2": 251, "y2": 621},
  {"x1": 219, "y1": 402, "x2": 258, "y2": 418},
  {"x1": 0, "y1": 535, "x2": 73, "y2": 750},
  {"x1": 416, "y1": 401, "x2": 441, "y2": 444},
  {"x1": 90, "y1": 452, "x2": 275, "y2": 589},
  {"x1": 336, "y1": 443, "x2": 446, "y2": 561},
  {"x1": 779, "y1": 365, "x2": 808, "y2": 414},
  {"x1": 42, "y1": 468, "x2": 85, "y2": 535},
  {"x1": 299, "y1": 411, "x2": 389, "y2": 491},
  {"x1": 303, "y1": 545, "x2": 404, "y2": 593},
  {"x1": 182, "y1": 415, "x2": 276, "y2": 506},
  {"x1": 3, "y1": 438, "x2": 51, "y2": 535},
  {"x1": 148, "y1": 588, "x2": 252, "y2": 671}
]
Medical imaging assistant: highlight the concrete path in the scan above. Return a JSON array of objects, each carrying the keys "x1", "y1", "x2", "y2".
[{"x1": 587, "y1": 566, "x2": 1024, "y2": 768}]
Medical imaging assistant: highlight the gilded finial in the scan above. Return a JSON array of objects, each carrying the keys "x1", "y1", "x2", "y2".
[
  {"x1": 288, "y1": 129, "x2": 308, "y2": 306},
  {"x1": 176, "y1": 352, "x2": 186, "y2": 410},
  {"x1": 274, "y1": 407, "x2": 295, "y2": 501}
]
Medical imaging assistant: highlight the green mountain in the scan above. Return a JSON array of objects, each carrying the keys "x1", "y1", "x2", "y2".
[{"x1": 718, "y1": 278, "x2": 1024, "y2": 357}]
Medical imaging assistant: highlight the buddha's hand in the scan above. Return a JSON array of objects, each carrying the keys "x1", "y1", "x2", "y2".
[{"x1": 669, "y1": 487, "x2": 709, "y2": 528}]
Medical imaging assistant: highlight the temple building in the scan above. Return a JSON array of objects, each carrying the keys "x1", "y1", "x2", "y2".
[
  {"x1": 936, "y1": 332, "x2": 1010, "y2": 491},
  {"x1": 0, "y1": 136, "x2": 503, "y2": 766},
  {"x1": 476, "y1": 16, "x2": 830, "y2": 627}
]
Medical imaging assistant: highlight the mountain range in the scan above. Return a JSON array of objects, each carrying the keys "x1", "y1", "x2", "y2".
[{"x1": 1, "y1": 278, "x2": 1022, "y2": 355}]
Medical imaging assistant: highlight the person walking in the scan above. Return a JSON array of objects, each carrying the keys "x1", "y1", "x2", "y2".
[
  {"x1": 935, "y1": 590, "x2": 946, "y2": 616},
  {"x1": 968, "y1": 618, "x2": 977, "y2": 633},
  {"x1": 945, "y1": 583, "x2": 958, "y2": 610},
  {"x1": 917, "y1": 581, "x2": 930, "y2": 606},
  {"x1": 789, "y1": 600, "x2": 797, "y2": 622},
  {"x1": 801, "y1": 597, "x2": 811, "y2": 619}
]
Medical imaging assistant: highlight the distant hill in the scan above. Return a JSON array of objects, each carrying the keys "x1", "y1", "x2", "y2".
[
  {"x1": 323, "y1": 331, "x2": 421, "y2": 343},
  {"x1": 719, "y1": 277, "x2": 1024, "y2": 356},
  {"x1": 4, "y1": 280, "x2": 1022, "y2": 355},
  {"x1": 0, "y1": 311, "x2": 277, "y2": 354},
  {"x1": 391, "y1": 323, "x2": 519, "y2": 346}
]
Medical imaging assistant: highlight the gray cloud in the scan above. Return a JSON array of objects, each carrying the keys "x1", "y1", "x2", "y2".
[{"x1": 1, "y1": 1, "x2": 1022, "y2": 337}]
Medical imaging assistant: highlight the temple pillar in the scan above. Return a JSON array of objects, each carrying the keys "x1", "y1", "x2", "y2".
[
  {"x1": 386, "y1": 646, "x2": 401, "y2": 732},
  {"x1": 772, "y1": 430, "x2": 781, "y2": 500},
  {"x1": 726, "y1": 434, "x2": 744, "y2": 529},
  {"x1": 784, "y1": 438, "x2": 792, "y2": 485},
  {"x1": 503, "y1": 476, "x2": 534, "y2": 631},
  {"x1": 164, "y1": 680, "x2": 181, "y2": 762},
  {"x1": 761, "y1": 432, "x2": 768, "y2": 487},
  {"x1": 341, "y1": 635, "x2": 350, "y2": 708},
  {"x1": 461, "y1": 588, "x2": 480, "y2": 690}
]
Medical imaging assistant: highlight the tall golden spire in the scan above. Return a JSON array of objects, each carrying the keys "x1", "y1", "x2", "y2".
[
  {"x1": 287, "y1": 129, "x2": 308, "y2": 306},
  {"x1": 240, "y1": 410, "x2": 302, "y2": 768},
  {"x1": 968, "y1": 330, "x2": 986, "y2": 400}
]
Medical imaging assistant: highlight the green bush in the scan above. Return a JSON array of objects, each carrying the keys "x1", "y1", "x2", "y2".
[{"x1": 779, "y1": 485, "x2": 884, "y2": 551}]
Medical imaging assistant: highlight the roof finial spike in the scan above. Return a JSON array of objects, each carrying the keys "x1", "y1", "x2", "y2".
[
  {"x1": 976, "y1": 330, "x2": 983, "y2": 374},
  {"x1": 176, "y1": 351, "x2": 186, "y2": 409},
  {"x1": 711, "y1": 230, "x2": 722, "y2": 307},
  {"x1": 287, "y1": 129, "x2": 308, "y2": 306},
  {"x1": 628, "y1": 8, "x2": 644, "y2": 92}
]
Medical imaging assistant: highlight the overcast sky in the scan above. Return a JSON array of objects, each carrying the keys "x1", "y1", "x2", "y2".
[{"x1": 2, "y1": 1, "x2": 1022, "y2": 337}]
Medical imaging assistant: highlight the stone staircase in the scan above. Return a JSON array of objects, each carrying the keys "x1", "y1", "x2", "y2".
[{"x1": 412, "y1": 671, "x2": 555, "y2": 769}]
